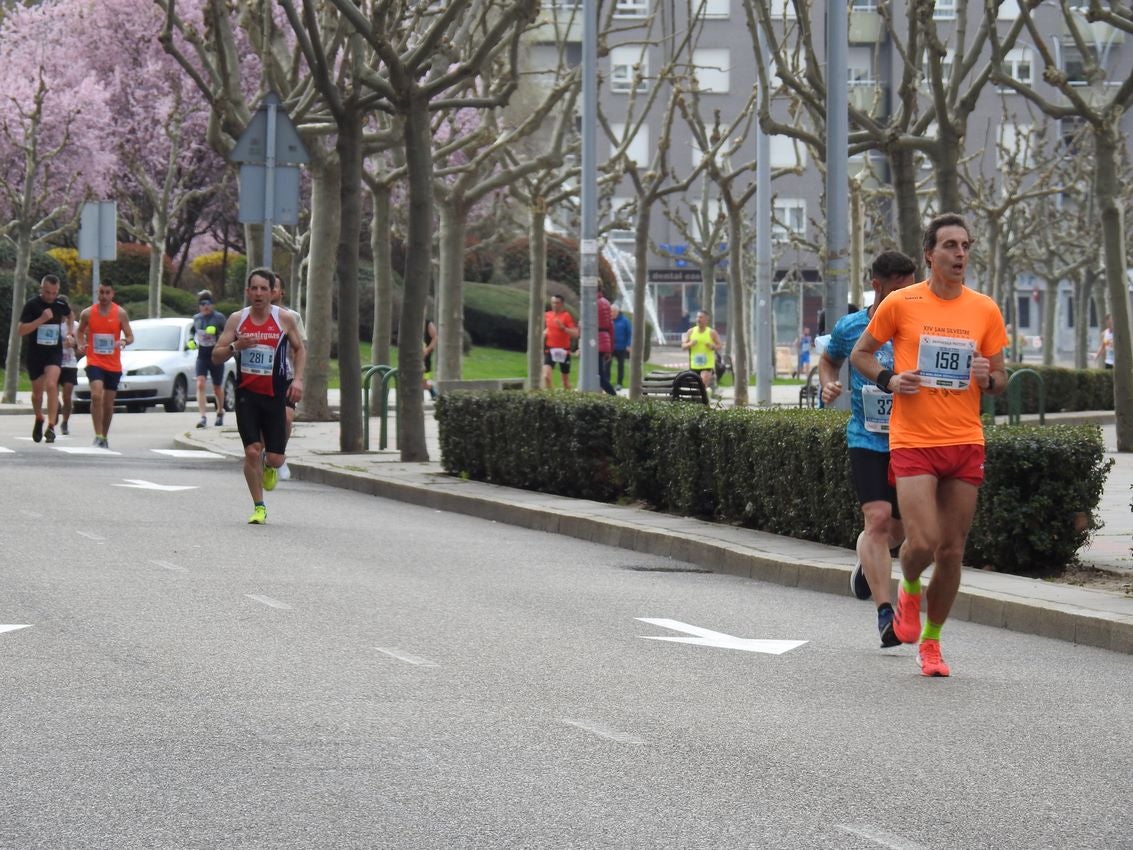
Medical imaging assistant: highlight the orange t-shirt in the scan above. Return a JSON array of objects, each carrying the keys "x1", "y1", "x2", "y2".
[
  {"x1": 544, "y1": 309, "x2": 576, "y2": 350},
  {"x1": 865, "y1": 280, "x2": 1008, "y2": 449},
  {"x1": 85, "y1": 303, "x2": 123, "y2": 372}
]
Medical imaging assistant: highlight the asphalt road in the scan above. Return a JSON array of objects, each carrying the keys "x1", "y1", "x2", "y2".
[{"x1": 1, "y1": 412, "x2": 1130, "y2": 849}]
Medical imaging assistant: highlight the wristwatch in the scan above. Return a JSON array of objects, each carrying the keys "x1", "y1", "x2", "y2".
[{"x1": 875, "y1": 369, "x2": 895, "y2": 394}]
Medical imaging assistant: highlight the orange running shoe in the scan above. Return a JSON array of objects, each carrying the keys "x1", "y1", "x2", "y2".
[
  {"x1": 917, "y1": 638, "x2": 950, "y2": 677},
  {"x1": 893, "y1": 585, "x2": 922, "y2": 644}
]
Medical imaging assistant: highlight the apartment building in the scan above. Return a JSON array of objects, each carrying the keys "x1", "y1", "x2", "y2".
[{"x1": 528, "y1": 1, "x2": 1133, "y2": 360}]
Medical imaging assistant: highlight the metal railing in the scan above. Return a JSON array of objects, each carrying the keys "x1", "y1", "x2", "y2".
[{"x1": 362, "y1": 365, "x2": 398, "y2": 450}]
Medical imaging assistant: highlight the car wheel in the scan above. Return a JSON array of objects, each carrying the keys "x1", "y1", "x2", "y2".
[
  {"x1": 165, "y1": 375, "x2": 188, "y2": 413},
  {"x1": 224, "y1": 373, "x2": 236, "y2": 412}
]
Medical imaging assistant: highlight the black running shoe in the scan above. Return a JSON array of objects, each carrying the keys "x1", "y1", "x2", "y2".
[
  {"x1": 878, "y1": 603, "x2": 900, "y2": 648},
  {"x1": 32, "y1": 419, "x2": 43, "y2": 442},
  {"x1": 850, "y1": 562, "x2": 872, "y2": 600},
  {"x1": 44, "y1": 426, "x2": 55, "y2": 444}
]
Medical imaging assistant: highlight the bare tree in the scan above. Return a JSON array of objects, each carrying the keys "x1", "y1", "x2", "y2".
[{"x1": 990, "y1": 0, "x2": 1133, "y2": 450}]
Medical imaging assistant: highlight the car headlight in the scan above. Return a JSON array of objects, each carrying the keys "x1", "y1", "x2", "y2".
[{"x1": 129, "y1": 366, "x2": 165, "y2": 376}]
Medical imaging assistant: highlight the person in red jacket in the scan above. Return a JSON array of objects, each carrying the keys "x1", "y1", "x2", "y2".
[{"x1": 597, "y1": 289, "x2": 616, "y2": 395}]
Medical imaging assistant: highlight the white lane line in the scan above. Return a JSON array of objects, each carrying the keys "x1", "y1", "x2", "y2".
[
  {"x1": 0, "y1": 625, "x2": 32, "y2": 635},
  {"x1": 560, "y1": 718, "x2": 646, "y2": 745},
  {"x1": 151, "y1": 449, "x2": 226, "y2": 459},
  {"x1": 0, "y1": 447, "x2": 14, "y2": 453},
  {"x1": 835, "y1": 825, "x2": 930, "y2": 850},
  {"x1": 375, "y1": 647, "x2": 439, "y2": 668},
  {"x1": 245, "y1": 594, "x2": 293, "y2": 610},
  {"x1": 76, "y1": 531, "x2": 106, "y2": 543},
  {"x1": 54, "y1": 446, "x2": 121, "y2": 455},
  {"x1": 150, "y1": 560, "x2": 188, "y2": 572}
]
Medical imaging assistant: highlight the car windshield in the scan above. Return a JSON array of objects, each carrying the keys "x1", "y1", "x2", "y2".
[{"x1": 127, "y1": 325, "x2": 182, "y2": 351}]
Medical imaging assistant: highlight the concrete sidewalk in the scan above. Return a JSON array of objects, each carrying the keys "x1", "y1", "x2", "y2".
[{"x1": 162, "y1": 385, "x2": 1133, "y2": 657}]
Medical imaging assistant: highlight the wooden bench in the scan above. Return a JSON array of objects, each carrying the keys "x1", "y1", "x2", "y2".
[{"x1": 641, "y1": 370, "x2": 709, "y2": 405}]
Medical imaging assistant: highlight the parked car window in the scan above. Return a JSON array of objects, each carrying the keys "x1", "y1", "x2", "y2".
[{"x1": 128, "y1": 325, "x2": 182, "y2": 351}]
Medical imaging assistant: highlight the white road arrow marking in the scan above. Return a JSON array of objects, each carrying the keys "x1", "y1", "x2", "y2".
[
  {"x1": 113, "y1": 479, "x2": 197, "y2": 492},
  {"x1": 0, "y1": 625, "x2": 32, "y2": 635},
  {"x1": 0, "y1": 446, "x2": 14, "y2": 453},
  {"x1": 636, "y1": 618, "x2": 807, "y2": 655},
  {"x1": 151, "y1": 449, "x2": 225, "y2": 459}
]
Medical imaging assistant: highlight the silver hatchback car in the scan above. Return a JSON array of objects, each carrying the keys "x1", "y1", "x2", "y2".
[{"x1": 75, "y1": 317, "x2": 237, "y2": 414}]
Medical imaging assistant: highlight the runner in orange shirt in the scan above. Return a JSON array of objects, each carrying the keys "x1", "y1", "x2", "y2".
[
  {"x1": 850, "y1": 213, "x2": 1008, "y2": 677},
  {"x1": 543, "y1": 295, "x2": 579, "y2": 389}
]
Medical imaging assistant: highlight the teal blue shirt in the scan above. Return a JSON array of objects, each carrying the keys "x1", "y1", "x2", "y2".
[{"x1": 824, "y1": 309, "x2": 895, "y2": 453}]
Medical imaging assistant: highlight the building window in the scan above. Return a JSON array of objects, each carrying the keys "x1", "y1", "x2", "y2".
[
  {"x1": 692, "y1": 48, "x2": 730, "y2": 93},
  {"x1": 768, "y1": 0, "x2": 795, "y2": 18},
  {"x1": 610, "y1": 123, "x2": 651, "y2": 166},
  {"x1": 922, "y1": 49, "x2": 954, "y2": 87},
  {"x1": 1016, "y1": 294, "x2": 1031, "y2": 329},
  {"x1": 998, "y1": 123, "x2": 1034, "y2": 169},
  {"x1": 933, "y1": 0, "x2": 956, "y2": 19},
  {"x1": 997, "y1": 0, "x2": 1020, "y2": 19},
  {"x1": 1000, "y1": 46, "x2": 1034, "y2": 89},
  {"x1": 1062, "y1": 45, "x2": 1096, "y2": 85},
  {"x1": 696, "y1": 0, "x2": 729, "y2": 18},
  {"x1": 769, "y1": 134, "x2": 808, "y2": 169},
  {"x1": 610, "y1": 46, "x2": 648, "y2": 93},
  {"x1": 851, "y1": 0, "x2": 878, "y2": 9},
  {"x1": 772, "y1": 198, "x2": 806, "y2": 241},
  {"x1": 614, "y1": 0, "x2": 649, "y2": 18}
]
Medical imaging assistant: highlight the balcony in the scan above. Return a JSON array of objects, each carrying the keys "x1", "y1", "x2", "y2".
[
  {"x1": 848, "y1": 81, "x2": 888, "y2": 117},
  {"x1": 1065, "y1": 14, "x2": 1125, "y2": 47},
  {"x1": 848, "y1": 8, "x2": 883, "y2": 43}
]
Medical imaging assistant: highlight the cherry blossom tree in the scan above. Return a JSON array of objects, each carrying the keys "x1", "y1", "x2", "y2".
[
  {"x1": 74, "y1": 0, "x2": 226, "y2": 318},
  {"x1": 0, "y1": 1, "x2": 115, "y2": 402}
]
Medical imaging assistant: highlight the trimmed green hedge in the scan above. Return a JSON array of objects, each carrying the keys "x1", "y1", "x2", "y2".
[
  {"x1": 436, "y1": 392, "x2": 1113, "y2": 576},
  {"x1": 464, "y1": 282, "x2": 528, "y2": 351},
  {"x1": 992, "y1": 365, "x2": 1114, "y2": 414}
]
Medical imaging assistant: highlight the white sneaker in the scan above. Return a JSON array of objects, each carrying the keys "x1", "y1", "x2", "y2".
[{"x1": 279, "y1": 462, "x2": 291, "y2": 480}]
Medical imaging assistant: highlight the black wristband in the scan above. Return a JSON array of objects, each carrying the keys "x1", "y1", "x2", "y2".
[
  {"x1": 985, "y1": 374, "x2": 996, "y2": 393},
  {"x1": 876, "y1": 369, "x2": 895, "y2": 394}
]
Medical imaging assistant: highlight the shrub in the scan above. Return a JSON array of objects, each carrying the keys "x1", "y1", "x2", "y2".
[
  {"x1": 499, "y1": 235, "x2": 617, "y2": 294},
  {"x1": 190, "y1": 251, "x2": 248, "y2": 299},
  {"x1": 112, "y1": 284, "x2": 201, "y2": 317},
  {"x1": 436, "y1": 393, "x2": 1112, "y2": 576},
  {"x1": 95, "y1": 243, "x2": 175, "y2": 289},
  {"x1": 988, "y1": 365, "x2": 1114, "y2": 415},
  {"x1": 0, "y1": 242, "x2": 70, "y2": 292},
  {"x1": 464, "y1": 282, "x2": 529, "y2": 351},
  {"x1": 47, "y1": 248, "x2": 87, "y2": 293}
]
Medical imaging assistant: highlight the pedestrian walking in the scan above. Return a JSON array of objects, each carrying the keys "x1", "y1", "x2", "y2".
[{"x1": 611, "y1": 304, "x2": 631, "y2": 390}]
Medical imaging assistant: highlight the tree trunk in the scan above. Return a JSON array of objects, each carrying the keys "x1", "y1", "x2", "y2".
[
  {"x1": 934, "y1": 132, "x2": 963, "y2": 215},
  {"x1": 436, "y1": 199, "x2": 466, "y2": 383},
  {"x1": 628, "y1": 200, "x2": 652, "y2": 400},
  {"x1": 2, "y1": 227, "x2": 33, "y2": 404},
  {"x1": 370, "y1": 182, "x2": 393, "y2": 378},
  {"x1": 728, "y1": 213, "x2": 749, "y2": 407},
  {"x1": 527, "y1": 204, "x2": 548, "y2": 390},
  {"x1": 1074, "y1": 272, "x2": 1090, "y2": 369},
  {"x1": 147, "y1": 235, "x2": 165, "y2": 319},
  {"x1": 1095, "y1": 125, "x2": 1133, "y2": 451},
  {"x1": 1042, "y1": 278, "x2": 1057, "y2": 367},
  {"x1": 889, "y1": 148, "x2": 923, "y2": 268},
  {"x1": 986, "y1": 217, "x2": 1001, "y2": 306},
  {"x1": 336, "y1": 111, "x2": 364, "y2": 452},
  {"x1": 298, "y1": 158, "x2": 340, "y2": 422},
  {"x1": 397, "y1": 96, "x2": 433, "y2": 462}
]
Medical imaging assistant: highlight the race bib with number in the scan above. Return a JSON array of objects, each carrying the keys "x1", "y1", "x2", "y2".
[
  {"x1": 691, "y1": 352, "x2": 709, "y2": 368},
  {"x1": 36, "y1": 323, "x2": 60, "y2": 346},
  {"x1": 241, "y1": 344, "x2": 275, "y2": 375},
  {"x1": 917, "y1": 335, "x2": 975, "y2": 390},
  {"x1": 861, "y1": 384, "x2": 892, "y2": 433},
  {"x1": 549, "y1": 347, "x2": 568, "y2": 364},
  {"x1": 92, "y1": 333, "x2": 116, "y2": 355}
]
